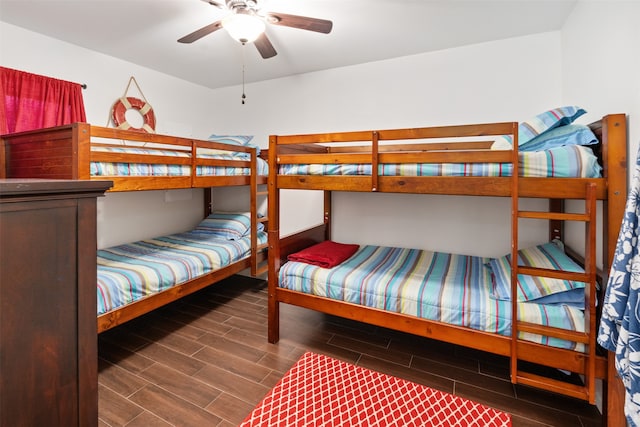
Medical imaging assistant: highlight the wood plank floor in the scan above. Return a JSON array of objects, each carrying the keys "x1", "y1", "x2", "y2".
[{"x1": 98, "y1": 275, "x2": 603, "y2": 427}]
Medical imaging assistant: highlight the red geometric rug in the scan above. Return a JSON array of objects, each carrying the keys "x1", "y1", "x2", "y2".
[{"x1": 240, "y1": 351, "x2": 512, "y2": 426}]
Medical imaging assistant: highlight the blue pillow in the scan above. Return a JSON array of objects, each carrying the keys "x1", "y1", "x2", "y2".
[
  {"x1": 520, "y1": 124, "x2": 598, "y2": 152},
  {"x1": 529, "y1": 287, "x2": 585, "y2": 308},
  {"x1": 492, "y1": 106, "x2": 586, "y2": 150},
  {"x1": 487, "y1": 241, "x2": 586, "y2": 306},
  {"x1": 193, "y1": 211, "x2": 263, "y2": 240},
  {"x1": 208, "y1": 134, "x2": 260, "y2": 156}
]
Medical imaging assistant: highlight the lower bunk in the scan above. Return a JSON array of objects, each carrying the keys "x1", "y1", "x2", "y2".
[
  {"x1": 268, "y1": 225, "x2": 608, "y2": 404},
  {"x1": 97, "y1": 211, "x2": 267, "y2": 333}
]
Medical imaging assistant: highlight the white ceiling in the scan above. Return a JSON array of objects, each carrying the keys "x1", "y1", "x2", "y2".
[{"x1": 0, "y1": 0, "x2": 577, "y2": 90}]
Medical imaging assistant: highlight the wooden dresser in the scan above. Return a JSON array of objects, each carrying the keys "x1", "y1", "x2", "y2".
[{"x1": 0, "y1": 179, "x2": 111, "y2": 427}]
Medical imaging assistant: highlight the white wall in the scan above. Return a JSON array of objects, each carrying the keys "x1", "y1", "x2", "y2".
[
  {"x1": 211, "y1": 32, "x2": 564, "y2": 257},
  {"x1": 560, "y1": 1, "x2": 640, "y2": 261},
  {"x1": 562, "y1": 1, "x2": 639, "y2": 151},
  {"x1": 0, "y1": 23, "x2": 565, "y2": 256},
  {"x1": 0, "y1": 22, "x2": 222, "y2": 248},
  {"x1": 3, "y1": 1, "x2": 637, "y2": 259}
]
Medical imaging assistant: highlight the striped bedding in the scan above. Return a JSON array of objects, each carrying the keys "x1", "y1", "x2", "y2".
[
  {"x1": 279, "y1": 245, "x2": 585, "y2": 350},
  {"x1": 97, "y1": 230, "x2": 267, "y2": 315},
  {"x1": 278, "y1": 145, "x2": 601, "y2": 178},
  {"x1": 196, "y1": 156, "x2": 269, "y2": 177},
  {"x1": 90, "y1": 146, "x2": 268, "y2": 177}
]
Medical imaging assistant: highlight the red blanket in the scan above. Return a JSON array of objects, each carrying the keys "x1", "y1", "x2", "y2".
[{"x1": 287, "y1": 240, "x2": 359, "y2": 268}]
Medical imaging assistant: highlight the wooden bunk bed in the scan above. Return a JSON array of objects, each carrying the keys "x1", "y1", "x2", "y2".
[
  {"x1": 266, "y1": 113, "x2": 628, "y2": 425},
  {"x1": 1, "y1": 123, "x2": 269, "y2": 332}
]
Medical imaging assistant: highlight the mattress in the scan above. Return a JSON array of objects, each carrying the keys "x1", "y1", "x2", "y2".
[
  {"x1": 97, "y1": 230, "x2": 267, "y2": 314},
  {"x1": 278, "y1": 145, "x2": 601, "y2": 178},
  {"x1": 90, "y1": 146, "x2": 269, "y2": 177},
  {"x1": 196, "y1": 157, "x2": 269, "y2": 177},
  {"x1": 279, "y1": 245, "x2": 585, "y2": 350}
]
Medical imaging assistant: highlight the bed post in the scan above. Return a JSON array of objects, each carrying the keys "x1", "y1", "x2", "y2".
[
  {"x1": 0, "y1": 137, "x2": 6, "y2": 179},
  {"x1": 601, "y1": 114, "x2": 628, "y2": 274},
  {"x1": 203, "y1": 188, "x2": 212, "y2": 217},
  {"x1": 267, "y1": 135, "x2": 281, "y2": 343},
  {"x1": 74, "y1": 123, "x2": 93, "y2": 180},
  {"x1": 324, "y1": 190, "x2": 332, "y2": 240},
  {"x1": 548, "y1": 199, "x2": 563, "y2": 242},
  {"x1": 600, "y1": 114, "x2": 628, "y2": 427}
]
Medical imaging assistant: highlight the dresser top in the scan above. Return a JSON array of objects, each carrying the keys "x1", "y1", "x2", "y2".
[{"x1": 0, "y1": 179, "x2": 112, "y2": 198}]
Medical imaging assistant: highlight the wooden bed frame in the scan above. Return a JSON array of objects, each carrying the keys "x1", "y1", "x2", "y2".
[
  {"x1": 266, "y1": 114, "x2": 628, "y2": 426},
  {"x1": 0, "y1": 123, "x2": 269, "y2": 332},
  {"x1": 0, "y1": 122, "x2": 266, "y2": 191}
]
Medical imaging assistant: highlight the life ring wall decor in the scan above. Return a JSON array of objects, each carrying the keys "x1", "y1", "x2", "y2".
[{"x1": 111, "y1": 96, "x2": 156, "y2": 133}]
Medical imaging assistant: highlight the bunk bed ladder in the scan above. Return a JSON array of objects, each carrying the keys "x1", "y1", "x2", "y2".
[
  {"x1": 251, "y1": 152, "x2": 269, "y2": 277},
  {"x1": 511, "y1": 182, "x2": 598, "y2": 404}
]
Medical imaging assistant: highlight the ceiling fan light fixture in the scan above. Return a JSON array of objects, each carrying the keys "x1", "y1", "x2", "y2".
[{"x1": 222, "y1": 13, "x2": 265, "y2": 43}]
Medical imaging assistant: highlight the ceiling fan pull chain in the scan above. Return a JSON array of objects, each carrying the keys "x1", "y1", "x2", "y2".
[{"x1": 241, "y1": 42, "x2": 247, "y2": 105}]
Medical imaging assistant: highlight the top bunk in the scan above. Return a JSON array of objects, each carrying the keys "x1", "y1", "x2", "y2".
[
  {"x1": 0, "y1": 122, "x2": 268, "y2": 192},
  {"x1": 268, "y1": 113, "x2": 627, "y2": 201}
]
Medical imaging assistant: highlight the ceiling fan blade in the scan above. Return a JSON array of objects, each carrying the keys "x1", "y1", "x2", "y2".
[
  {"x1": 177, "y1": 21, "x2": 223, "y2": 43},
  {"x1": 254, "y1": 32, "x2": 277, "y2": 59},
  {"x1": 200, "y1": 0, "x2": 224, "y2": 8},
  {"x1": 265, "y1": 12, "x2": 333, "y2": 34}
]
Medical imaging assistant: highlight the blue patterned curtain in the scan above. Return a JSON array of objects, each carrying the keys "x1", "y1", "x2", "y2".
[{"x1": 598, "y1": 146, "x2": 640, "y2": 426}]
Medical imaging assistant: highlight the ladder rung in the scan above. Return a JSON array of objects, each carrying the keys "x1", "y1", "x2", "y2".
[
  {"x1": 517, "y1": 265, "x2": 589, "y2": 283},
  {"x1": 257, "y1": 191, "x2": 268, "y2": 196},
  {"x1": 515, "y1": 371, "x2": 588, "y2": 401},
  {"x1": 518, "y1": 210, "x2": 590, "y2": 222},
  {"x1": 257, "y1": 243, "x2": 268, "y2": 251},
  {"x1": 517, "y1": 321, "x2": 589, "y2": 344},
  {"x1": 258, "y1": 217, "x2": 268, "y2": 223}
]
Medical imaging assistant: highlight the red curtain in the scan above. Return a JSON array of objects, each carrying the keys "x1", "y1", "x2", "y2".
[{"x1": 0, "y1": 66, "x2": 87, "y2": 135}]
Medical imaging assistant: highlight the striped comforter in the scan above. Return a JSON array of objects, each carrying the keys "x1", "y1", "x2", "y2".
[
  {"x1": 97, "y1": 230, "x2": 267, "y2": 315},
  {"x1": 90, "y1": 146, "x2": 268, "y2": 177},
  {"x1": 196, "y1": 157, "x2": 269, "y2": 177},
  {"x1": 278, "y1": 145, "x2": 601, "y2": 178},
  {"x1": 279, "y1": 245, "x2": 584, "y2": 350}
]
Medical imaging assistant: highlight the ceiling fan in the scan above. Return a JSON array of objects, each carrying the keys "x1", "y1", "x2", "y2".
[{"x1": 178, "y1": 0, "x2": 333, "y2": 59}]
